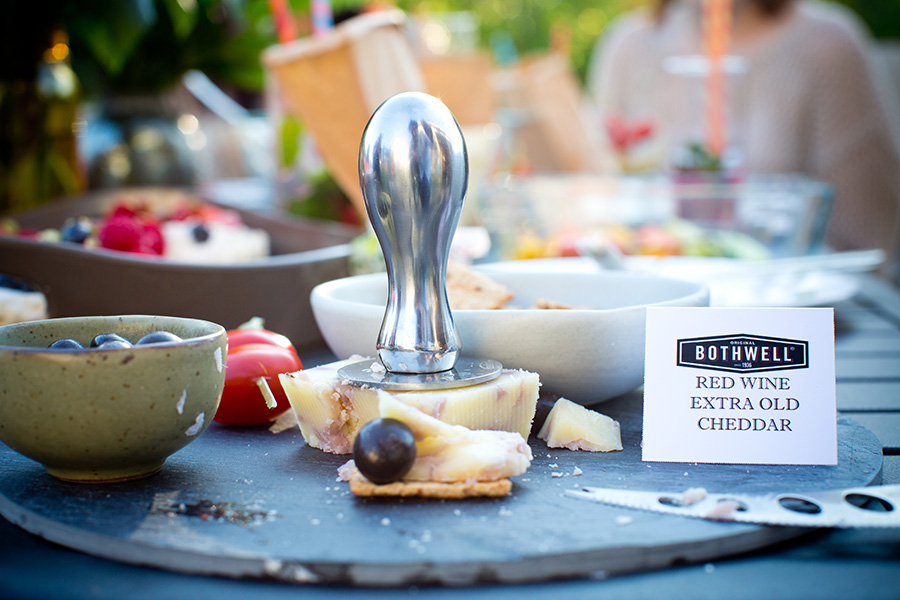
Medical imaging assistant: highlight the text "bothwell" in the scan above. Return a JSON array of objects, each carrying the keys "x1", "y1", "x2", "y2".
[{"x1": 676, "y1": 334, "x2": 809, "y2": 373}]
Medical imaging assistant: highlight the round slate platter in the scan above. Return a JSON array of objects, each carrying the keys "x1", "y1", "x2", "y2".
[{"x1": 0, "y1": 392, "x2": 883, "y2": 587}]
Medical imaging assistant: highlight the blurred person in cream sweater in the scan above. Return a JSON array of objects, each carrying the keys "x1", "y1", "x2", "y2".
[{"x1": 587, "y1": 0, "x2": 900, "y2": 272}]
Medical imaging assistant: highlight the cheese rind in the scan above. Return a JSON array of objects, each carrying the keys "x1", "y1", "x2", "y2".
[
  {"x1": 279, "y1": 358, "x2": 539, "y2": 454},
  {"x1": 537, "y1": 398, "x2": 623, "y2": 452},
  {"x1": 377, "y1": 393, "x2": 532, "y2": 482}
]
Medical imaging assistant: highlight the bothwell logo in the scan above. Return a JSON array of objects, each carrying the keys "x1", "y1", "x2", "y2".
[{"x1": 677, "y1": 334, "x2": 809, "y2": 373}]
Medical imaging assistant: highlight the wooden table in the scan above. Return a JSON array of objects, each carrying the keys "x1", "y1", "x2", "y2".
[{"x1": 1, "y1": 274, "x2": 898, "y2": 600}]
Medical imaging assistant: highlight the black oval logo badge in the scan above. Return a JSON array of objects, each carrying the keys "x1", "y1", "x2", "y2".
[{"x1": 677, "y1": 334, "x2": 809, "y2": 373}]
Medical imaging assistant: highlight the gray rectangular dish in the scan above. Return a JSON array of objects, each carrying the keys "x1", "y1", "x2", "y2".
[{"x1": 0, "y1": 190, "x2": 360, "y2": 351}]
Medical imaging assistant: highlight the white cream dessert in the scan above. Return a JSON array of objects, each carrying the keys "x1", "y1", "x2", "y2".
[
  {"x1": 370, "y1": 393, "x2": 532, "y2": 482},
  {"x1": 279, "y1": 357, "x2": 540, "y2": 454},
  {"x1": 538, "y1": 398, "x2": 623, "y2": 452},
  {"x1": 0, "y1": 287, "x2": 48, "y2": 326},
  {"x1": 162, "y1": 219, "x2": 269, "y2": 263}
]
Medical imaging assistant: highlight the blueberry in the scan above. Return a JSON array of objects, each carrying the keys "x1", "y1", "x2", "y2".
[
  {"x1": 352, "y1": 418, "x2": 417, "y2": 484},
  {"x1": 191, "y1": 224, "x2": 210, "y2": 243},
  {"x1": 90, "y1": 333, "x2": 132, "y2": 348},
  {"x1": 136, "y1": 331, "x2": 182, "y2": 345},
  {"x1": 0, "y1": 274, "x2": 35, "y2": 292},
  {"x1": 48, "y1": 338, "x2": 84, "y2": 350},
  {"x1": 97, "y1": 339, "x2": 133, "y2": 350},
  {"x1": 60, "y1": 218, "x2": 93, "y2": 244}
]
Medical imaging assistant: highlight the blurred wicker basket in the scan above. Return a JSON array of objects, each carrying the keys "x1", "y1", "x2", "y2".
[{"x1": 263, "y1": 10, "x2": 426, "y2": 220}]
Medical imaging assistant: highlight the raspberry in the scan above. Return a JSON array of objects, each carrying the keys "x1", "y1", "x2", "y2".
[
  {"x1": 139, "y1": 221, "x2": 165, "y2": 255},
  {"x1": 98, "y1": 216, "x2": 142, "y2": 252},
  {"x1": 107, "y1": 202, "x2": 140, "y2": 220}
]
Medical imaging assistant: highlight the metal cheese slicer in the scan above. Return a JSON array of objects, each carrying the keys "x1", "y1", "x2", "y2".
[
  {"x1": 337, "y1": 92, "x2": 501, "y2": 391},
  {"x1": 566, "y1": 484, "x2": 900, "y2": 528}
]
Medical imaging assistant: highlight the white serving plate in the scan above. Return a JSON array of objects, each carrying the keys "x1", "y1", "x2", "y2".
[
  {"x1": 622, "y1": 255, "x2": 870, "y2": 307},
  {"x1": 497, "y1": 256, "x2": 871, "y2": 307},
  {"x1": 311, "y1": 261, "x2": 709, "y2": 405}
]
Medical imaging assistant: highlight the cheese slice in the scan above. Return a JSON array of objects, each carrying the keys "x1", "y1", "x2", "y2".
[
  {"x1": 279, "y1": 358, "x2": 539, "y2": 454},
  {"x1": 377, "y1": 393, "x2": 532, "y2": 482},
  {"x1": 537, "y1": 398, "x2": 623, "y2": 452}
]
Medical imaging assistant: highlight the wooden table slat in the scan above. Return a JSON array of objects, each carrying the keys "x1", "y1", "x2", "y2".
[
  {"x1": 835, "y1": 357, "x2": 900, "y2": 381},
  {"x1": 838, "y1": 411, "x2": 900, "y2": 451},
  {"x1": 837, "y1": 381, "x2": 900, "y2": 411},
  {"x1": 834, "y1": 335, "x2": 900, "y2": 354},
  {"x1": 856, "y1": 277, "x2": 900, "y2": 322}
]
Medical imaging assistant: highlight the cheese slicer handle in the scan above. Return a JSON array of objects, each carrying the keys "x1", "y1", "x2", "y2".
[{"x1": 358, "y1": 92, "x2": 466, "y2": 374}]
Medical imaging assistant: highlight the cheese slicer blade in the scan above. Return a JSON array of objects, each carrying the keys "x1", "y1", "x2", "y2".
[
  {"x1": 338, "y1": 92, "x2": 501, "y2": 390},
  {"x1": 565, "y1": 484, "x2": 900, "y2": 529}
]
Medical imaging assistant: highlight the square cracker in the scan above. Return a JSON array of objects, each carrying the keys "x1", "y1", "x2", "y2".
[
  {"x1": 446, "y1": 260, "x2": 514, "y2": 310},
  {"x1": 349, "y1": 472, "x2": 512, "y2": 498}
]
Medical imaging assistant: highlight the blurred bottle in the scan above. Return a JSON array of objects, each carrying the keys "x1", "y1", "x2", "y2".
[{"x1": 1, "y1": 15, "x2": 85, "y2": 214}]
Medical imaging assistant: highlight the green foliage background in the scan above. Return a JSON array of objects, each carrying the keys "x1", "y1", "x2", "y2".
[
  {"x1": 394, "y1": 0, "x2": 637, "y2": 81},
  {"x1": 60, "y1": 0, "x2": 900, "y2": 98},
  {"x1": 295, "y1": 0, "x2": 900, "y2": 83},
  {"x1": 394, "y1": 0, "x2": 899, "y2": 82}
]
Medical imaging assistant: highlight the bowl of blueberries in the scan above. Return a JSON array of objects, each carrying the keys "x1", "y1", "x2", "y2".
[{"x1": 0, "y1": 315, "x2": 227, "y2": 482}]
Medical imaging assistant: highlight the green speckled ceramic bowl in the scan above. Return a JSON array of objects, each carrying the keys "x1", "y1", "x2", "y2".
[{"x1": 0, "y1": 315, "x2": 227, "y2": 482}]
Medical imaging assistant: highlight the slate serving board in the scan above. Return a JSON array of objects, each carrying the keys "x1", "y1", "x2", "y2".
[{"x1": 0, "y1": 392, "x2": 883, "y2": 587}]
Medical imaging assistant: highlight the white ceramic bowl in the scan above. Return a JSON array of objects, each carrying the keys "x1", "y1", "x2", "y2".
[{"x1": 310, "y1": 260, "x2": 709, "y2": 405}]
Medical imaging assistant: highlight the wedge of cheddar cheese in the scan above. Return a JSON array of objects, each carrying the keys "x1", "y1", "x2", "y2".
[
  {"x1": 279, "y1": 358, "x2": 539, "y2": 454},
  {"x1": 537, "y1": 397, "x2": 623, "y2": 452}
]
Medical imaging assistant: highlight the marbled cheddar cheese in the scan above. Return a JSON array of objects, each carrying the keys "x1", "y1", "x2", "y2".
[
  {"x1": 279, "y1": 358, "x2": 539, "y2": 454},
  {"x1": 537, "y1": 398, "x2": 623, "y2": 452}
]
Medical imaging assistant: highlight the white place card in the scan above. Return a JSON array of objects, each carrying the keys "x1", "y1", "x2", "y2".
[{"x1": 642, "y1": 307, "x2": 836, "y2": 465}]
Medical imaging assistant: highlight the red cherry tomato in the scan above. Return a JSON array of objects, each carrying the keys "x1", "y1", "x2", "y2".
[
  {"x1": 214, "y1": 342, "x2": 303, "y2": 426},
  {"x1": 226, "y1": 328, "x2": 301, "y2": 362}
]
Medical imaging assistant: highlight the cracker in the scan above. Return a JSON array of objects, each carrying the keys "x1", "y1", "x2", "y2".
[
  {"x1": 446, "y1": 260, "x2": 514, "y2": 310},
  {"x1": 533, "y1": 298, "x2": 574, "y2": 310},
  {"x1": 349, "y1": 472, "x2": 512, "y2": 498}
]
